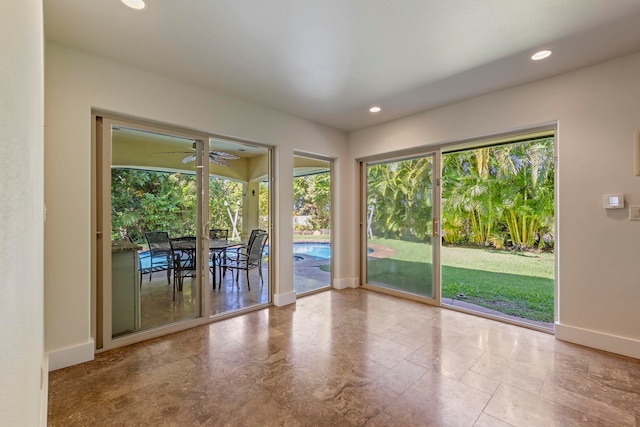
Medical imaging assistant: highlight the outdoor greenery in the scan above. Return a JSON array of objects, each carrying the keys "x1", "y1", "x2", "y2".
[
  {"x1": 112, "y1": 137, "x2": 555, "y2": 322},
  {"x1": 111, "y1": 169, "x2": 243, "y2": 245},
  {"x1": 364, "y1": 137, "x2": 555, "y2": 322},
  {"x1": 367, "y1": 156, "x2": 434, "y2": 240},
  {"x1": 366, "y1": 138, "x2": 555, "y2": 250},
  {"x1": 441, "y1": 138, "x2": 554, "y2": 250},
  {"x1": 293, "y1": 172, "x2": 331, "y2": 231},
  {"x1": 257, "y1": 181, "x2": 270, "y2": 231},
  {"x1": 366, "y1": 238, "x2": 554, "y2": 322}
]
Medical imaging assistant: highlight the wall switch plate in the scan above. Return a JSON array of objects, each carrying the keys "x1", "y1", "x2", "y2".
[{"x1": 630, "y1": 205, "x2": 640, "y2": 221}]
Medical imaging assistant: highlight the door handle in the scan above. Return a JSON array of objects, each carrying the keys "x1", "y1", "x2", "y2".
[
  {"x1": 202, "y1": 221, "x2": 210, "y2": 239},
  {"x1": 432, "y1": 218, "x2": 439, "y2": 237}
]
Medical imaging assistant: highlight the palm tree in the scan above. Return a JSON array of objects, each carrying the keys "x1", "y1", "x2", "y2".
[
  {"x1": 367, "y1": 157, "x2": 433, "y2": 241},
  {"x1": 497, "y1": 139, "x2": 554, "y2": 249},
  {"x1": 441, "y1": 138, "x2": 554, "y2": 250}
]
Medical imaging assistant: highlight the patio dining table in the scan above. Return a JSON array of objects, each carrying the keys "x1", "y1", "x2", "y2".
[{"x1": 170, "y1": 238, "x2": 243, "y2": 289}]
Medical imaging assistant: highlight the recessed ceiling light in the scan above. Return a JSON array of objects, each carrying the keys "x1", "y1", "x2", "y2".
[
  {"x1": 121, "y1": 0, "x2": 146, "y2": 10},
  {"x1": 369, "y1": 106, "x2": 381, "y2": 113},
  {"x1": 531, "y1": 50, "x2": 552, "y2": 61}
]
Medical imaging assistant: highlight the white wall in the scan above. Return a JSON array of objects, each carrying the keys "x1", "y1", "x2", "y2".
[
  {"x1": 45, "y1": 41, "x2": 640, "y2": 369},
  {"x1": 0, "y1": 0, "x2": 46, "y2": 424},
  {"x1": 44, "y1": 43, "x2": 351, "y2": 366},
  {"x1": 349, "y1": 53, "x2": 640, "y2": 358}
]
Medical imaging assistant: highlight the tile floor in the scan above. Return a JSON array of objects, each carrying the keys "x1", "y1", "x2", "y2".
[
  {"x1": 48, "y1": 288, "x2": 640, "y2": 426},
  {"x1": 136, "y1": 258, "x2": 330, "y2": 335},
  {"x1": 135, "y1": 265, "x2": 271, "y2": 334}
]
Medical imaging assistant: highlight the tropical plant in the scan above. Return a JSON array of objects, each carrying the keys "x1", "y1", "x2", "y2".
[
  {"x1": 258, "y1": 181, "x2": 269, "y2": 231},
  {"x1": 367, "y1": 157, "x2": 433, "y2": 241},
  {"x1": 208, "y1": 177, "x2": 244, "y2": 232},
  {"x1": 111, "y1": 169, "x2": 245, "y2": 244},
  {"x1": 293, "y1": 172, "x2": 331, "y2": 230},
  {"x1": 111, "y1": 169, "x2": 197, "y2": 244},
  {"x1": 441, "y1": 138, "x2": 554, "y2": 250},
  {"x1": 367, "y1": 137, "x2": 554, "y2": 250}
]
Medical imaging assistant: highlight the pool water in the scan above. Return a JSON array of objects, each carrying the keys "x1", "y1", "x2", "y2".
[
  {"x1": 293, "y1": 242, "x2": 331, "y2": 259},
  {"x1": 265, "y1": 242, "x2": 332, "y2": 260}
]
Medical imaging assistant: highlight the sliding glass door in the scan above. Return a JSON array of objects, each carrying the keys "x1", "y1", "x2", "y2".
[
  {"x1": 98, "y1": 118, "x2": 206, "y2": 349},
  {"x1": 440, "y1": 134, "x2": 555, "y2": 329},
  {"x1": 292, "y1": 154, "x2": 332, "y2": 294},
  {"x1": 363, "y1": 153, "x2": 439, "y2": 303},
  {"x1": 207, "y1": 138, "x2": 271, "y2": 316},
  {"x1": 95, "y1": 115, "x2": 273, "y2": 350}
]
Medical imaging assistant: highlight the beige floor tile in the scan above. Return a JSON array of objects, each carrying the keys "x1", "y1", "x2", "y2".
[
  {"x1": 384, "y1": 370, "x2": 491, "y2": 426},
  {"x1": 460, "y1": 370, "x2": 501, "y2": 395},
  {"x1": 471, "y1": 352, "x2": 547, "y2": 394},
  {"x1": 485, "y1": 383, "x2": 618, "y2": 427},
  {"x1": 540, "y1": 380, "x2": 636, "y2": 426},
  {"x1": 473, "y1": 413, "x2": 516, "y2": 427},
  {"x1": 407, "y1": 344, "x2": 479, "y2": 380},
  {"x1": 543, "y1": 366, "x2": 640, "y2": 417},
  {"x1": 48, "y1": 289, "x2": 640, "y2": 427},
  {"x1": 357, "y1": 333, "x2": 416, "y2": 368},
  {"x1": 374, "y1": 359, "x2": 428, "y2": 395}
]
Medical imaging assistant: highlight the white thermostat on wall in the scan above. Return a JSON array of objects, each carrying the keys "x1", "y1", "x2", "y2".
[{"x1": 603, "y1": 194, "x2": 625, "y2": 209}]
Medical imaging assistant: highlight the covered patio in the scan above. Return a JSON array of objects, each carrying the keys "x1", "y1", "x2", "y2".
[{"x1": 106, "y1": 122, "x2": 332, "y2": 345}]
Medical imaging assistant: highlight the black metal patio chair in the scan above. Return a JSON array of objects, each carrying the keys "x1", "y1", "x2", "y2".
[
  {"x1": 209, "y1": 229, "x2": 229, "y2": 287},
  {"x1": 220, "y1": 231, "x2": 268, "y2": 290},
  {"x1": 169, "y1": 236, "x2": 197, "y2": 300},
  {"x1": 143, "y1": 231, "x2": 172, "y2": 285}
]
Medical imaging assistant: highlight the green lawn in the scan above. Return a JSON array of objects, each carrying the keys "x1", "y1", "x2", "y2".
[
  {"x1": 293, "y1": 233, "x2": 331, "y2": 242},
  {"x1": 366, "y1": 238, "x2": 554, "y2": 323}
]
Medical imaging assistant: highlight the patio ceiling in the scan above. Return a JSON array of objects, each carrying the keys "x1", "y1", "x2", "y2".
[{"x1": 111, "y1": 126, "x2": 328, "y2": 182}]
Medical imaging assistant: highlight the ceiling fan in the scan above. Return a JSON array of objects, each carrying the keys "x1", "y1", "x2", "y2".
[
  {"x1": 157, "y1": 145, "x2": 240, "y2": 167},
  {"x1": 180, "y1": 149, "x2": 239, "y2": 167}
]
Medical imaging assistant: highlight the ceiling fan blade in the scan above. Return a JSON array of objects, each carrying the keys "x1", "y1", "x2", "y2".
[
  {"x1": 210, "y1": 151, "x2": 239, "y2": 159},
  {"x1": 181, "y1": 154, "x2": 196, "y2": 164},
  {"x1": 209, "y1": 157, "x2": 229, "y2": 167},
  {"x1": 154, "y1": 148, "x2": 236, "y2": 167}
]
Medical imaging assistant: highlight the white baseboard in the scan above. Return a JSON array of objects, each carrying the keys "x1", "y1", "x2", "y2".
[
  {"x1": 555, "y1": 323, "x2": 640, "y2": 359},
  {"x1": 273, "y1": 291, "x2": 296, "y2": 306},
  {"x1": 333, "y1": 277, "x2": 359, "y2": 290},
  {"x1": 47, "y1": 339, "x2": 95, "y2": 371}
]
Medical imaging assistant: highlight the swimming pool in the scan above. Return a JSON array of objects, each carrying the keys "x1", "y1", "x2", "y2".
[
  {"x1": 265, "y1": 242, "x2": 332, "y2": 260},
  {"x1": 293, "y1": 242, "x2": 331, "y2": 259}
]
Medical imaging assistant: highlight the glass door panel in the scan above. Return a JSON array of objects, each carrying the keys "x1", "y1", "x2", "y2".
[
  {"x1": 440, "y1": 136, "x2": 555, "y2": 329},
  {"x1": 292, "y1": 155, "x2": 332, "y2": 294},
  {"x1": 108, "y1": 124, "x2": 202, "y2": 339},
  {"x1": 208, "y1": 138, "x2": 270, "y2": 316},
  {"x1": 365, "y1": 154, "x2": 437, "y2": 300}
]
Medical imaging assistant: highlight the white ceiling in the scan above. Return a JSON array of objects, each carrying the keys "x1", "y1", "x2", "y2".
[{"x1": 44, "y1": 0, "x2": 640, "y2": 132}]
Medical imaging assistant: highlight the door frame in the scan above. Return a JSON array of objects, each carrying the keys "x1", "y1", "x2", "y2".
[
  {"x1": 438, "y1": 127, "x2": 557, "y2": 331},
  {"x1": 292, "y1": 151, "x2": 334, "y2": 295},
  {"x1": 359, "y1": 149, "x2": 442, "y2": 306},
  {"x1": 357, "y1": 123, "x2": 557, "y2": 331},
  {"x1": 93, "y1": 113, "x2": 213, "y2": 351}
]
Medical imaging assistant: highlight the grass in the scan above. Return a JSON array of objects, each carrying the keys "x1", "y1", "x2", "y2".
[
  {"x1": 366, "y1": 238, "x2": 554, "y2": 323},
  {"x1": 291, "y1": 233, "x2": 554, "y2": 322},
  {"x1": 293, "y1": 233, "x2": 331, "y2": 242}
]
